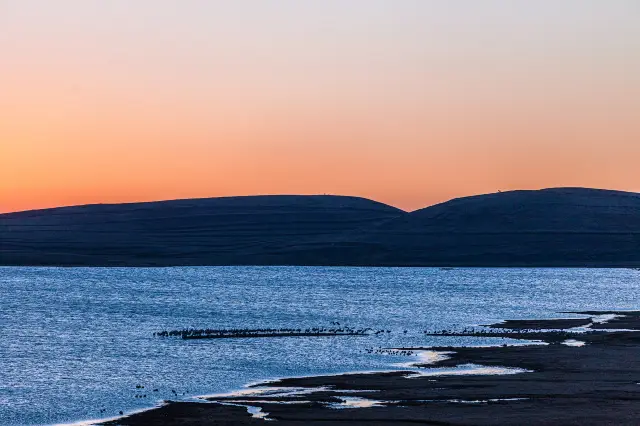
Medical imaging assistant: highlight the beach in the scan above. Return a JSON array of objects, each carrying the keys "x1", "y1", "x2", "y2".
[{"x1": 101, "y1": 310, "x2": 640, "y2": 425}]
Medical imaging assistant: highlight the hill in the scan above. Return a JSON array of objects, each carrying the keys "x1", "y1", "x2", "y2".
[
  {"x1": 1, "y1": 188, "x2": 639, "y2": 267},
  {"x1": 352, "y1": 188, "x2": 640, "y2": 266},
  {"x1": 0, "y1": 195, "x2": 403, "y2": 266}
]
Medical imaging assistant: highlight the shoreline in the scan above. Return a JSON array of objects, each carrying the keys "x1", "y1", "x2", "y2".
[
  {"x1": 4, "y1": 265, "x2": 640, "y2": 269},
  {"x1": 99, "y1": 310, "x2": 640, "y2": 425}
]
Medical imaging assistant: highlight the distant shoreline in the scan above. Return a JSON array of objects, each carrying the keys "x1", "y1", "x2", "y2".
[{"x1": 2, "y1": 264, "x2": 640, "y2": 268}]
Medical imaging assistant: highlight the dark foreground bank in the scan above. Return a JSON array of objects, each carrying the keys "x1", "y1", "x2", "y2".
[{"x1": 101, "y1": 311, "x2": 640, "y2": 425}]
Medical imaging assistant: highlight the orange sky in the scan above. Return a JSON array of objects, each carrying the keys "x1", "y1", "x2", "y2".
[{"x1": 2, "y1": 1, "x2": 640, "y2": 213}]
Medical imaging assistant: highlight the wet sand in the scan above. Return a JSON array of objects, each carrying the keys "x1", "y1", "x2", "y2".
[{"x1": 102, "y1": 311, "x2": 640, "y2": 425}]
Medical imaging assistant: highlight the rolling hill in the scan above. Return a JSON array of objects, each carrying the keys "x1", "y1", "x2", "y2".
[
  {"x1": 352, "y1": 188, "x2": 640, "y2": 266},
  {"x1": 0, "y1": 195, "x2": 403, "y2": 266},
  {"x1": 1, "y1": 188, "x2": 639, "y2": 266}
]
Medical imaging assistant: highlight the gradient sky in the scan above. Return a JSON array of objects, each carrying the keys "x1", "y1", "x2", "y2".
[{"x1": 2, "y1": 1, "x2": 639, "y2": 212}]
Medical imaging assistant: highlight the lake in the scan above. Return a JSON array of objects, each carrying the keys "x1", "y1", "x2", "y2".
[{"x1": 1, "y1": 267, "x2": 638, "y2": 425}]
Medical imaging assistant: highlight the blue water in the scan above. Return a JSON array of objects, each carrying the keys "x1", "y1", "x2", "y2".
[{"x1": 1, "y1": 267, "x2": 639, "y2": 425}]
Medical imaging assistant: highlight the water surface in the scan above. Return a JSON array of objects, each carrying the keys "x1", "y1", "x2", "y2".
[{"x1": 1, "y1": 267, "x2": 638, "y2": 425}]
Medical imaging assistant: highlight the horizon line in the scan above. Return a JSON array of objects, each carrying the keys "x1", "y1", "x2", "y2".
[{"x1": 2, "y1": 186, "x2": 638, "y2": 216}]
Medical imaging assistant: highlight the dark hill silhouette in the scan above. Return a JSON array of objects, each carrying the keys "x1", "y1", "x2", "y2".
[
  {"x1": 0, "y1": 195, "x2": 403, "y2": 266},
  {"x1": 1, "y1": 188, "x2": 639, "y2": 266},
  {"x1": 352, "y1": 188, "x2": 640, "y2": 266},
  {"x1": 384, "y1": 188, "x2": 640, "y2": 233}
]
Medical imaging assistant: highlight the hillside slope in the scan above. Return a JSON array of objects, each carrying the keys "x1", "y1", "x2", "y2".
[
  {"x1": 1, "y1": 188, "x2": 639, "y2": 266},
  {"x1": 0, "y1": 195, "x2": 403, "y2": 266},
  {"x1": 353, "y1": 188, "x2": 640, "y2": 266}
]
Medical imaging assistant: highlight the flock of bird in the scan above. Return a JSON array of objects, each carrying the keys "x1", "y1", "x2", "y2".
[
  {"x1": 424, "y1": 327, "x2": 589, "y2": 336},
  {"x1": 154, "y1": 326, "x2": 375, "y2": 339},
  {"x1": 153, "y1": 325, "x2": 560, "y2": 340},
  {"x1": 364, "y1": 348, "x2": 415, "y2": 357},
  {"x1": 425, "y1": 327, "x2": 507, "y2": 335}
]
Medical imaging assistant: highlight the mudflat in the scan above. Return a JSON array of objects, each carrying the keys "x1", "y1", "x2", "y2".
[{"x1": 103, "y1": 311, "x2": 640, "y2": 425}]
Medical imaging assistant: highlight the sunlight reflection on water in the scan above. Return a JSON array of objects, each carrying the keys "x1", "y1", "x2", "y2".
[{"x1": 1, "y1": 266, "x2": 639, "y2": 425}]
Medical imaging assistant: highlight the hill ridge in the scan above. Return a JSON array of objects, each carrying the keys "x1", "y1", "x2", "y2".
[{"x1": 1, "y1": 188, "x2": 639, "y2": 266}]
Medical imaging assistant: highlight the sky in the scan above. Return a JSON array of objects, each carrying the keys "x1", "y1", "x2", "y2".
[{"x1": 1, "y1": 0, "x2": 639, "y2": 213}]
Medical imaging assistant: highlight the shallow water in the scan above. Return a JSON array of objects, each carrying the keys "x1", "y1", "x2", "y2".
[{"x1": 1, "y1": 266, "x2": 639, "y2": 425}]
